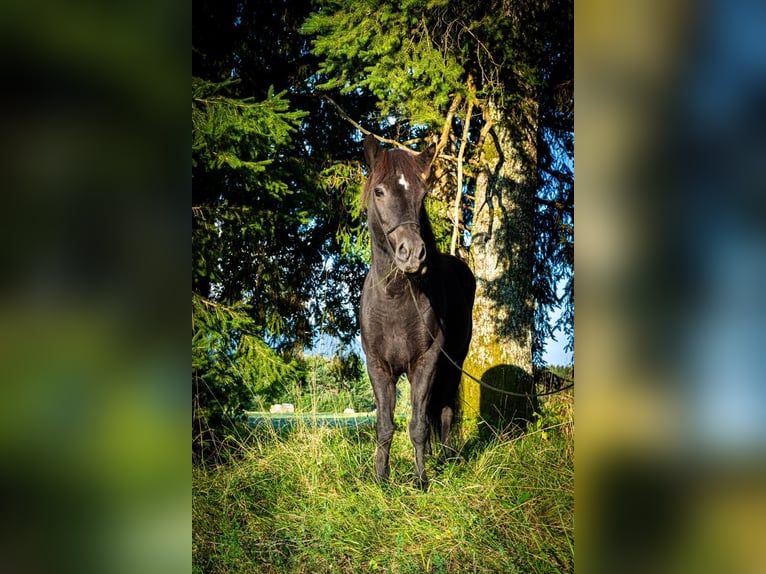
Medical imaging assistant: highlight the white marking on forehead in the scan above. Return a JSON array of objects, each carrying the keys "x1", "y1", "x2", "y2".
[{"x1": 397, "y1": 173, "x2": 410, "y2": 190}]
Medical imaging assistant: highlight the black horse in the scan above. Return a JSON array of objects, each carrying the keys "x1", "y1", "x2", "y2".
[{"x1": 360, "y1": 135, "x2": 475, "y2": 490}]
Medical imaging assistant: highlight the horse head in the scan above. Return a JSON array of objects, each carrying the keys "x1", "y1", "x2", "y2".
[{"x1": 363, "y1": 136, "x2": 435, "y2": 276}]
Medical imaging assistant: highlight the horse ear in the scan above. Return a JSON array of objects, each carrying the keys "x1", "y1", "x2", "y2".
[
  {"x1": 363, "y1": 134, "x2": 380, "y2": 169},
  {"x1": 419, "y1": 143, "x2": 436, "y2": 180}
]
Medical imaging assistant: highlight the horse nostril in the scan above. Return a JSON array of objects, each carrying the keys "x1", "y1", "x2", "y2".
[
  {"x1": 397, "y1": 242, "x2": 411, "y2": 261},
  {"x1": 416, "y1": 243, "x2": 426, "y2": 262}
]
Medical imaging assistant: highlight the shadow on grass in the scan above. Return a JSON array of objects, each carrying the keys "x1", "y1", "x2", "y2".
[{"x1": 457, "y1": 363, "x2": 540, "y2": 462}]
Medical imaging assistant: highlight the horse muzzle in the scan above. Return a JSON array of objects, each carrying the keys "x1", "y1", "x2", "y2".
[{"x1": 393, "y1": 233, "x2": 427, "y2": 275}]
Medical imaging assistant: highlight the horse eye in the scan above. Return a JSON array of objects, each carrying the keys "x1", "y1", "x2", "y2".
[{"x1": 374, "y1": 186, "x2": 384, "y2": 198}]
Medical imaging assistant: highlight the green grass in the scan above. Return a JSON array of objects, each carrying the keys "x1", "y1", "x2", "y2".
[
  {"x1": 245, "y1": 411, "x2": 381, "y2": 431},
  {"x1": 193, "y1": 395, "x2": 573, "y2": 573}
]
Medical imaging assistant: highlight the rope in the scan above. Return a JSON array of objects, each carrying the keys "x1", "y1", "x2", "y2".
[{"x1": 406, "y1": 280, "x2": 573, "y2": 398}]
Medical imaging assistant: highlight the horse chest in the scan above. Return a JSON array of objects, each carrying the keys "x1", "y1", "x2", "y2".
[{"x1": 362, "y1": 294, "x2": 437, "y2": 368}]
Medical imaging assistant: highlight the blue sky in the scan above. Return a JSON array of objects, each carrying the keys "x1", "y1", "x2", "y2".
[
  {"x1": 541, "y1": 276, "x2": 573, "y2": 366},
  {"x1": 541, "y1": 304, "x2": 573, "y2": 366}
]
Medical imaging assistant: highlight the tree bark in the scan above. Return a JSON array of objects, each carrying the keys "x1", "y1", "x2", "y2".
[{"x1": 459, "y1": 99, "x2": 538, "y2": 438}]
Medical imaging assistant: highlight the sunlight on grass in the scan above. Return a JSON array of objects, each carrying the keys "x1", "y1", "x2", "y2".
[{"x1": 193, "y1": 394, "x2": 573, "y2": 573}]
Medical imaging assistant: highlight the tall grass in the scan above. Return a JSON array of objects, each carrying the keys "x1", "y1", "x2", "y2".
[{"x1": 193, "y1": 393, "x2": 573, "y2": 573}]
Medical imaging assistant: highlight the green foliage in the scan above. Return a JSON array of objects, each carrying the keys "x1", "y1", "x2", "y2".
[
  {"x1": 192, "y1": 77, "x2": 306, "y2": 187},
  {"x1": 192, "y1": 75, "x2": 318, "y2": 456},
  {"x1": 425, "y1": 195, "x2": 454, "y2": 253},
  {"x1": 192, "y1": 293, "x2": 300, "y2": 457},
  {"x1": 530, "y1": 390, "x2": 573, "y2": 443},
  {"x1": 304, "y1": 0, "x2": 464, "y2": 128},
  {"x1": 191, "y1": 76, "x2": 316, "y2": 336},
  {"x1": 305, "y1": 0, "x2": 574, "y2": 363},
  {"x1": 193, "y1": 420, "x2": 573, "y2": 573},
  {"x1": 318, "y1": 161, "x2": 370, "y2": 263},
  {"x1": 192, "y1": 0, "x2": 573, "y2": 451},
  {"x1": 546, "y1": 364, "x2": 574, "y2": 380},
  {"x1": 261, "y1": 352, "x2": 375, "y2": 414}
]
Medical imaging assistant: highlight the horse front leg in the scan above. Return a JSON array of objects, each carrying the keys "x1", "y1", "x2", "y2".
[{"x1": 370, "y1": 366, "x2": 397, "y2": 483}]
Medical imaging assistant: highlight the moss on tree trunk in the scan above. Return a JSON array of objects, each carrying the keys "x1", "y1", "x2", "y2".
[{"x1": 459, "y1": 102, "x2": 539, "y2": 440}]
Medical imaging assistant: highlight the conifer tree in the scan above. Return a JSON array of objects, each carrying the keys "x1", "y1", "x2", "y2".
[
  {"x1": 191, "y1": 0, "x2": 573, "y2": 448},
  {"x1": 304, "y1": 0, "x2": 573, "y2": 431}
]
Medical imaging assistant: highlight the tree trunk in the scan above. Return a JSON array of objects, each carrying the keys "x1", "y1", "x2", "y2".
[{"x1": 459, "y1": 100, "x2": 538, "y2": 438}]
